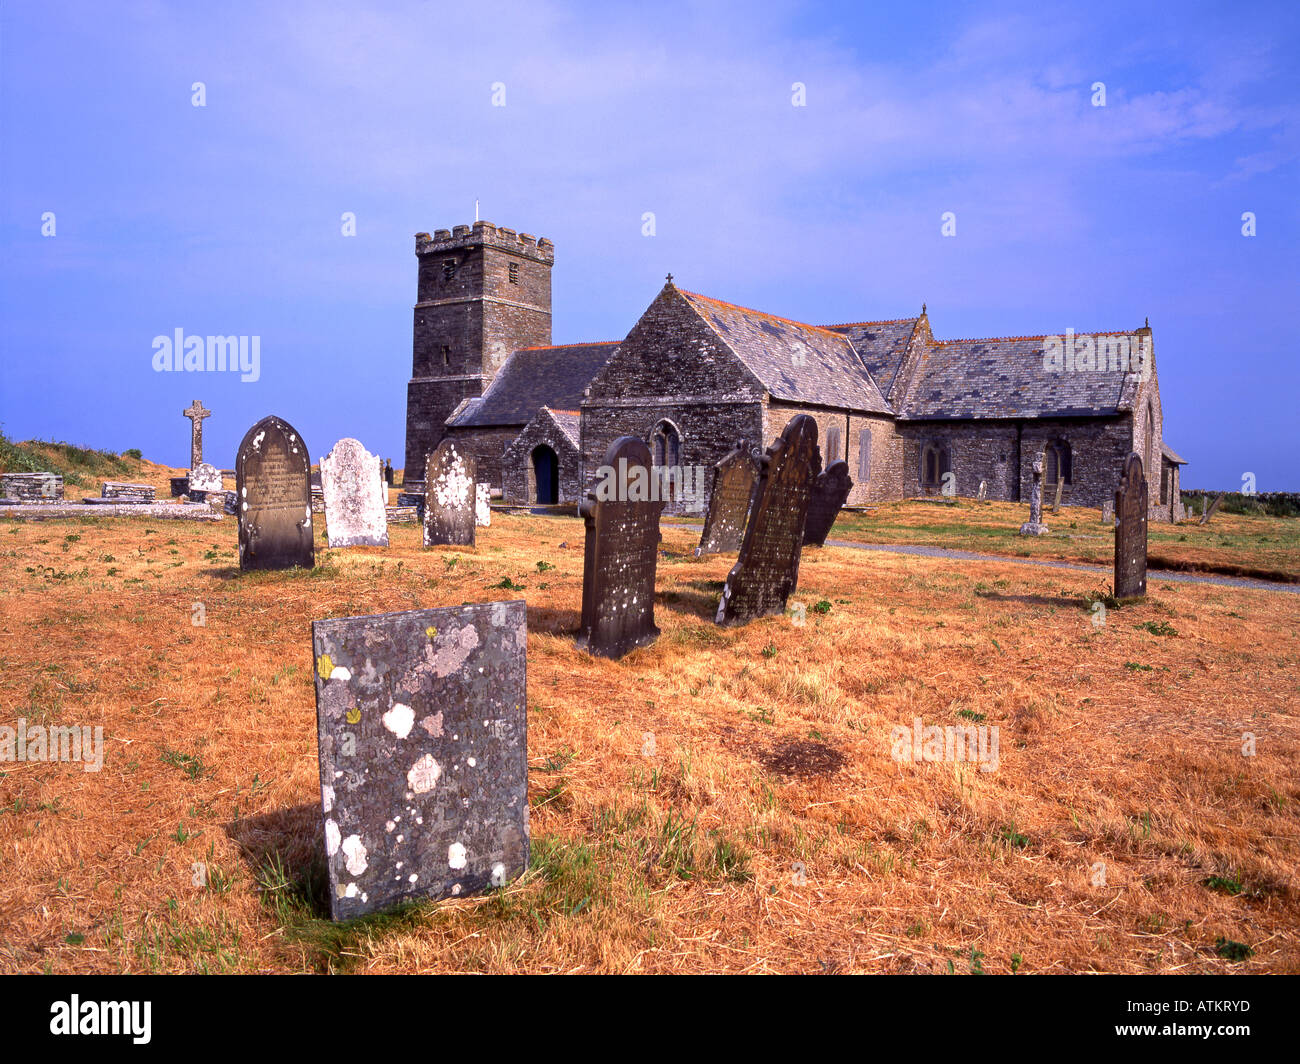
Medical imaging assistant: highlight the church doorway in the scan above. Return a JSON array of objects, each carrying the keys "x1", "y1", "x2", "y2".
[{"x1": 531, "y1": 445, "x2": 559, "y2": 504}]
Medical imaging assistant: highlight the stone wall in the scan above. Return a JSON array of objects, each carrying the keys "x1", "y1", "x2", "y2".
[
  {"x1": 502, "y1": 418, "x2": 582, "y2": 504},
  {"x1": 764, "y1": 405, "x2": 902, "y2": 505},
  {"x1": 445, "y1": 425, "x2": 517, "y2": 492},
  {"x1": 1, "y1": 472, "x2": 63, "y2": 502}
]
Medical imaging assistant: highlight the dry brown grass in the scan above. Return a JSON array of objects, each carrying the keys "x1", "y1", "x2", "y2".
[{"x1": 0, "y1": 509, "x2": 1296, "y2": 974}]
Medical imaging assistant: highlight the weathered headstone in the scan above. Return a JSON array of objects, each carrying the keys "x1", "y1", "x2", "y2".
[
  {"x1": 1019, "y1": 454, "x2": 1049, "y2": 535},
  {"x1": 695, "y1": 442, "x2": 759, "y2": 556},
  {"x1": 1051, "y1": 476, "x2": 1064, "y2": 514},
  {"x1": 321, "y1": 438, "x2": 389, "y2": 548},
  {"x1": 576, "y1": 436, "x2": 665, "y2": 658},
  {"x1": 1114, "y1": 453, "x2": 1147, "y2": 599},
  {"x1": 423, "y1": 442, "x2": 476, "y2": 547},
  {"x1": 803, "y1": 460, "x2": 853, "y2": 546},
  {"x1": 188, "y1": 462, "x2": 223, "y2": 495},
  {"x1": 312, "y1": 599, "x2": 528, "y2": 920},
  {"x1": 1101, "y1": 499, "x2": 1114, "y2": 525},
  {"x1": 476, "y1": 483, "x2": 491, "y2": 527},
  {"x1": 977, "y1": 480, "x2": 987, "y2": 503},
  {"x1": 183, "y1": 399, "x2": 211, "y2": 468},
  {"x1": 236, "y1": 415, "x2": 314, "y2": 571},
  {"x1": 716, "y1": 415, "x2": 819, "y2": 626},
  {"x1": 1199, "y1": 492, "x2": 1225, "y2": 526}
]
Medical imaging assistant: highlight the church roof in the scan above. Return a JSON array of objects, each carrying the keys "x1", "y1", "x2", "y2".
[
  {"x1": 446, "y1": 341, "x2": 619, "y2": 428},
  {"x1": 823, "y1": 318, "x2": 919, "y2": 398},
  {"x1": 1161, "y1": 442, "x2": 1187, "y2": 465},
  {"x1": 899, "y1": 333, "x2": 1145, "y2": 420},
  {"x1": 678, "y1": 290, "x2": 892, "y2": 414},
  {"x1": 544, "y1": 407, "x2": 581, "y2": 448}
]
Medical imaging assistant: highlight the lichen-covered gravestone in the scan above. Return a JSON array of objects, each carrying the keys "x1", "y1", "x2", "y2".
[
  {"x1": 716, "y1": 415, "x2": 819, "y2": 626},
  {"x1": 236, "y1": 415, "x2": 314, "y2": 571},
  {"x1": 1019, "y1": 454, "x2": 1049, "y2": 536},
  {"x1": 476, "y1": 483, "x2": 491, "y2": 527},
  {"x1": 695, "y1": 441, "x2": 759, "y2": 556},
  {"x1": 320, "y1": 437, "x2": 389, "y2": 548},
  {"x1": 803, "y1": 460, "x2": 853, "y2": 546},
  {"x1": 188, "y1": 462, "x2": 223, "y2": 496},
  {"x1": 576, "y1": 436, "x2": 665, "y2": 658},
  {"x1": 423, "y1": 441, "x2": 476, "y2": 547},
  {"x1": 1114, "y1": 453, "x2": 1147, "y2": 599},
  {"x1": 312, "y1": 600, "x2": 528, "y2": 920}
]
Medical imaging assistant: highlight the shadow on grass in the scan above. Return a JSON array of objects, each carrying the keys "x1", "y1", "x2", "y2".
[
  {"x1": 973, "y1": 590, "x2": 1089, "y2": 611},
  {"x1": 659, "y1": 580, "x2": 725, "y2": 620}
]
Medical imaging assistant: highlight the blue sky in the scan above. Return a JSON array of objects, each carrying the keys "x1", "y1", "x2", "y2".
[{"x1": 1, "y1": 0, "x2": 1296, "y2": 489}]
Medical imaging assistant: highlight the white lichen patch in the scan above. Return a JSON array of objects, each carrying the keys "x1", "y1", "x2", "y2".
[
  {"x1": 448, "y1": 842, "x2": 468, "y2": 869},
  {"x1": 325, "y1": 819, "x2": 341, "y2": 856},
  {"x1": 419, "y1": 711, "x2": 444, "y2": 737},
  {"x1": 321, "y1": 785, "x2": 335, "y2": 813},
  {"x1": 329, "y1": 665, "x2": 352, "y2": 682},
  {"x1": 407, "y1": 754, "x2": 441, "y2": 793},
  {"x1": 383, "y1": 703, "x2": 415, "y2": 738},
  {"x1": 342, "y1": 835, "x2": 368, "y2": 876},
  {"x1": 491, "y1": 862, "x2": 507, "y2": 887}
]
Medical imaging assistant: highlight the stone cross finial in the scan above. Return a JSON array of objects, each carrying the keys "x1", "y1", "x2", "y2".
[
  {"x1": 665, "y1": 273, "x2": 674, "y2": 285},
  {"x1": 183, "y1": 400, "x2": 211, "y2": 468}
]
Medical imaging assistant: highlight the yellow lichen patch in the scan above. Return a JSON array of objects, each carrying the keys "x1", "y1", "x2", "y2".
[
  {"x1": 346, "y1": 708, "x2": 361, "y2": 724},
  {"x1": 426, "y1": 626, "x2": 438, "y2": 639},
  {"x1": 317, "y1": 654, "x2": 333, "y2": 680}
]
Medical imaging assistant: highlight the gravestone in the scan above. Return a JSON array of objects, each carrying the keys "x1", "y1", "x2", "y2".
[
  {"x1": 803, "y1": 460, "x2": 853, "y2": 546},
  {"x1": 1051, "y1": 476, "x2": 1064, "y2": 514},
  {"x1": 1101, "y1": 499, "x2": 1114, "y2": 525},
  {"x1": 576, "y1": 437, "x2": 665, "y2": 658},
  {"x1": 189, "y1": 462, "x2": 223, "y2": 495},
  {"x1": 977, "y1": 480, "x2": 987, "y2": 503},
  {"x1": 1199, "y1": 492, "x2": 1225, "y2": 526},
  {"x1": 183, "y1": 399, "x2": 211, "y2": 468},
  {"x1": 1114, "y1": 453, "x2": 1148, "y2": 599},
  {"x1": 1018, "y1": 454, "x2": 1049, "y2": 535},
  {"x1": 695, "y1": 441, "x2": 759, "y2": 556},
  {"x1": 236, "y1": 415, "x2": 314, "y2": 571},
  {"x1": 476, "y1": 483, "x2": 491, "y2": 527},
  {"x1": 716, "y1": 415, "x2": 819, "y2": 626},
  {"x1": 100, "y1": 481, "x2": 155, "y2": 503},
  {"x1": 312, "y1": 599, "x2": 528, "y2": 921},
  {"x1": 321, "y1": 438, "x2": 389, "y2": 548},
  {"x1": 423, "y1": 441, "x2": 476, "y2": 547}
]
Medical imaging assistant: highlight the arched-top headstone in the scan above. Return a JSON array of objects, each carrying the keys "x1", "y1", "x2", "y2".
[
  {"x1": 803, "y1": 460, "x2": 853, "y2": 546},
  {"x1": 716, "y1": 415, "x2": 819, "y2": 626},
  {"x1": 1114, "y1": 452, "x2": 1147, "y2": 598},
  {"x1": 423, "y1": 441, "x2": 477, "y2": 547},
  {"x1": 576, "y1": 436, "x2": 665, "y2": 658},
  {"x1": 321, "y1": 438, "x2": 389, "y2": 548},
  {"x1": 236, "y1": 415, "x2": 314, "y2": 571},
  {"x1": 696, "y1": 441, "x2": 760, "y2": 556}
]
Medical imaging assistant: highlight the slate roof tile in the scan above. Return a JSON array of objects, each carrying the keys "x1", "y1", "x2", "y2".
[{"x1": 447, "y1": 342, "x2": 619, "y2": 428}]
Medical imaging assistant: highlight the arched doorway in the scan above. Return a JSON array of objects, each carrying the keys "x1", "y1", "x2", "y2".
[{"x1": 531, "y1": 445, "x2": 559, "y2": 504}]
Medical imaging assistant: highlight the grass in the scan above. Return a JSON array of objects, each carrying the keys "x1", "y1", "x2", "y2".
[{"x1": 0, "y1": 501, "x2": 1296, "y2": 973}]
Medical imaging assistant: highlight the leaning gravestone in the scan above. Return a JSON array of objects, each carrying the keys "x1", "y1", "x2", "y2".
[
  {"x1": 476, "y1": 484, "x2": 491, "y2": 528},
  {"x1": 695, "y1": 441, "x2": 759, "y2": 556},
  {"x1": 576, "y1": 436, "x2": 665, "y2": 658},
  {"x1": 716, "y1": 415, "x2": 819, "y2": 626},
  {"x1": 236, "y1": 415, "x2": 314, "y2": 571},
  {"x1": 803, "y1": 460, "x2": 853, "y2": 546},
  {"x1": 423, "y1": 441, "x2": 476, "y2": 547},
  {"x1": 312, "y1": 599, "x2": 528, "y2": 920},
  {"x1": 321, "y1": 438, "x2": 389, "y2": 548},
  {"x1": 1199, "y1": 492, "x2": 1225, "y2": 526},
  {"x1": 1019, "y1": 454, "x2": 1049, "y2": 535},
  {"x1": 1114, "y1": 453, "x2": 1148, "y2": 599}
]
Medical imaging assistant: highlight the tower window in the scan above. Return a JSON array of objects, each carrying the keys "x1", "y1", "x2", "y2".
[
  {"x1": 441, "y1": 345, "x2": 451, "y2": 366},
  {"x1": 442, "y1": 259, "x2": 456, "y2": 281},
  {"x1": 508, "y1": 262, "x2": 519, "y2": 284}
]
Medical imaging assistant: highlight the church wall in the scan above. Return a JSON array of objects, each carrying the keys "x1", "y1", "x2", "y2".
[
  {"x1": 763, "y1": 404, "x2": 903, "y2": 506},
  {"x1": 443, "y1": 425, "x2": 518, "y2": 493}
]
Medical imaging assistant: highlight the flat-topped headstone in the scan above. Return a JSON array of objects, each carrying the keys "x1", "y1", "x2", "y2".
[
  {"x1": 236, "y1": 415, "x2": 314, "y2": 571},
  {"x1": 476, "y1": 483, "x2": 491, "y2": 527},
  {"x1": 695, "y1": 441, "x2": 759, "y2": 556},
  {"x1": 1101, "y1": 499, "x2": 1115, "y2": 525},
  {"x1": 977, "y1": 480, "x2": 987, "y2": 503},
  {"x1": 716, "y1": 415, "x2": 819, "y2": 626},
  {"x1": 100, "y1": 481, "x2": 156, "y2": 503},
  {"x1": 183, "y1": 399, "x2": 211, "y2": 468},
  {"x1": 803, "y1": 460, "x2": 853, "y2": 546},
  {"x1": 321, "y1": 437, "x2": 389, "y2": 548},
  {"x1": 1114, "y1": 453, "x2": 1147, "y2": 599},
  {"x1": 1019, "y1": 454, "x2": 1049, "y2": 535},
  {"x1": 188, "y1": 462, "x2": 223, "y2": 494},
  {"x1": 423, "y1": 441, "x2": 476, "y2": 547},
  {"x1": 576, "y1": 436, "x2": 665, "y2": 658},
  {"x1": 1, "y1": 472, "x2": 63, "y2": 502},
  {"x1": 312, "y1": 600, "x2": 528, "y2": 920}
]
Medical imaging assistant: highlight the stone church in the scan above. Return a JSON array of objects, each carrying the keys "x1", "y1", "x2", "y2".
[{"x1": 403, "y1": 220, "x2": 1186, "y2": 521}]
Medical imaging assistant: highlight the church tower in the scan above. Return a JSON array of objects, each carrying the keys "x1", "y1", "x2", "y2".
[{"x1": 403, "y1": 221, "x2": 554, "y2": 482}]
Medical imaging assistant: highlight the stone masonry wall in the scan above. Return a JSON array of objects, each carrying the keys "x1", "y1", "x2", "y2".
[{"x1": 502, "y1": 417, "x2": 582, "y2": 504}]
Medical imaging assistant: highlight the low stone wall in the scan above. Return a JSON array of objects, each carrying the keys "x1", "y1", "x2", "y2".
[{"x1": 1, "y1": 472, "x2": 64, "y2": 502}]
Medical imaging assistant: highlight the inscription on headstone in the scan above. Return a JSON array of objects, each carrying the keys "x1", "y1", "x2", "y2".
[
  {"x1": 312, "y1": 600, "x2": 528, "y2": 920},
  {"x1": 423, "y1": 441, "x2": 476, "y2": 547},
  {"x1": 576, "y1": 437, "x2": 665, "y2": 658},
  {"x1": 1114, "y1": 453, "x2": 1148, "y2": 599},
  {"x1": 321, "y1": 437, "x2": 389, "y2": 548},
  {"x1": 696, "y1": 442, "x2": 759, "y2": 556},
  {"x1": 1019, "y1": 454, "x2": 1049, "y2": 536},
  {"x1": 803, "y1": 460, "x2": 853, "y2": 546},
  {"x1": 716, "y1": 415, "x2": 818, "y2": 626},
  {"x1": 236, "y1": 415, "x2": 314, "y2": 571}
]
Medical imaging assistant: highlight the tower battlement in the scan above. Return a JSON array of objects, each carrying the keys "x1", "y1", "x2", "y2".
[{"x1": 415, "y1": 221, "x2": 554, "y2": 263}]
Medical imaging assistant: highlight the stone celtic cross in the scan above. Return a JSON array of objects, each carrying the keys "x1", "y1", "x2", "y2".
[{"x1": 183, "y1": 400, "x2": 211, "y2": 468}]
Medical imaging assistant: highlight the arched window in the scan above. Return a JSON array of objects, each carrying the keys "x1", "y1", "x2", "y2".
[
  {"x1": 652, "y1": 420, "x2": 681, "y2": 468},
  {"x1": 1045, "y1": 440, "x2": 1072, "y2": 485},
  {"x1": 825, "y1": 425, "x2": 842, "y2": 465},
  {"x1": 921, "y1": 442, "x2": 950, "y2": 492},
  {"x1": 1144, "y1": 401, "x2": 1155, "y2": 475},
  {"x1": 857, "y1": 428, "x2": 872, "y2": 483}
]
